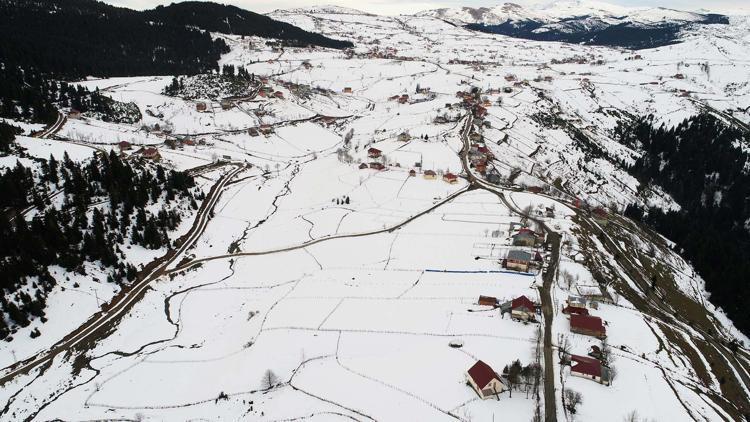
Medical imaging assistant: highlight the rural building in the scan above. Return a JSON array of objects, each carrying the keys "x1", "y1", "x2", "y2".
[
  {"x1": 562, "y1": 305, "x2": 589, "y2": 316},
  {"x1": 141, "y1": 147, "x2": 161, "y2": 161},
  {"x1": 592, "y1": 207, "x2": 609, "y2": 226},
  {"x1": 367, "y1": 147, "x2": 382, "y2": 158},
  {"x1": 423, "y1": 170, "x2": 437, "y2": 180},
  {"x1": 182, "y1": 138, "x2": 195, "y2": 146},
  {"x1": 409, "y1": 169, "x2": 416, "y2": 177},
  {"x1": 118, "y1": 141, "x2": 132, "y2": 152},
  {"x1": 220, "y1": 99, "x2": 233, "y2": 110},
  {"x1": 260, "y1": 124, "x2": 274, "y2": 135},
  {"x1": 68, "y1": 109, "x2": 82, "y2": 119},
  {"x1": 570, "y1": 314, "x2": 606, "y2": 339},
  {"x1": 343, "y1": 87, "x2": 353, "y2": 94},
  {"x1": 274, "y1": 91, "x2": 284, "y2": 99},
  {"x1": 196, "y1": 102, "x2": 207, "y2": 112},
  {"x1": 509, "y1": 295, "x2": 536, "y2": 321},
  {"x1": 399, "y1": 94, "x2": 409, "y2": 104},
  {"x1": 478, "y1": 296, "x2": 498, "y2": 307},
  {"x1": 248, "y1": 127, "x2": 259, "y2": 137},
  {"x1": 512, "y1": 230, "x2": 536, "y2": 247},
  {"x1": 505, "y1": 250, "x2": 532, "y2": 272},
  {"x1": 570, "y1": 355, "x2": 610, "y2": 385},
  {"x1": 466, "y1": 360, "x2": 506, "y2": 400},
  {"x1": 469, "y1": 132, "x2": 482, "y2": 143},
  {"x1": 369, "y1": 162, "x2": 385, "y2": 170},
  {"x1": 567, "y1": 295, "x2": 587, "y2": 309},
  {"x1": 397, "y1": 132, "x2": 411, "y2": 142},
  {"x1": 443, "y1": 172, "x2": 458, "y2": 184}
]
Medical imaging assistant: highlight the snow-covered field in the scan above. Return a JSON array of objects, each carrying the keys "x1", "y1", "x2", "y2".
[{"x1": 2, "y1": 5, "x2": 750, "y2": 421}]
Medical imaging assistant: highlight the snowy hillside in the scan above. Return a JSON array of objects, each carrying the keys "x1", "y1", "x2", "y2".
[{"x1": 1, "y1": 3, "x2": 750, "y2": 422}]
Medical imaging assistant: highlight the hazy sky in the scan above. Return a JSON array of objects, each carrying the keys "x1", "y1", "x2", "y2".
[{"x1": 101, "y1": 0, "x2": 750, "y2": 16}]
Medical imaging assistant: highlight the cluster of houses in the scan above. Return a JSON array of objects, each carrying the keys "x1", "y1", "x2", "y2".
[
  {"x1": 465, "y1": 295, "x2": 540, "y2": 399},
  {"x1": 563, "y1": 296, "x2": 612, "y2": 386},
  {"x1": 468, "y1": 141, "x2": 494, "y2": 175}
]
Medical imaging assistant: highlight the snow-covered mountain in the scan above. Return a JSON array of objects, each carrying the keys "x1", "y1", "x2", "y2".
[
  {"x1": 418, "y1": 1, "x2": 729, "y2": 48},
  {"x1": 419, "y1": 1, "x2": 722, "y2": 26}
]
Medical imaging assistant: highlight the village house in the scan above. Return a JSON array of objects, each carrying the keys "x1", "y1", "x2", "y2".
[
  {"x1": 443, "y1": 172, "x2": 458, "y2": 184},
  {"x1": 397, "y1": 132, "x2": 411, "y2": 142},
  {"x1": 570, "y1": 314, "x2": 606, "y2": 339},
  {"x1": 343, "y1": 87, "x2": 353, "y2": 94},
  {"x1": 274, "y1": 91, "x2": 284, "y2": 99},
  {"x1": 141, "y1": 147, "x2": 161, "y2": 161},
  {"x1": 399, "y1": 94, "x2": 409, "y2": 104},
  {"x1": 501, "y1": 295, "x2": 536, "y2": 321},
  {"x1": 592, "y1": 207, "x2": 609, "y2": 226},
  {"x1": 469, "y1": 132, "x2": 482, "y2": 143},
  {"x1": 505, "y1": 249, "x2": 532, "y2": 272},
  {"x1": 512, "y1": 229, "x2": 537, "y2": 247},
  {"x1": 182, "y1": 138, "x2": 195, "y2": 146},
  {"x1": 369, "y1": 162, "x2": 385, "y2": 171},
  {"x1": 466, "y1": 360, "x2": 506, "y2": 400},
  {"x1": 220, "y1": 99, "x2": 233, "y2": 110},
  {"x1": 367, "y1": 147, "x2": 382, "y2": 159},
  {"x1": 68, "y1": 109, "x2": 82, "y2": 119},
  {"x1": 570, "y1": 355, "x2": 611, "y2": 385},
  {"x1": 196, "y1": 102, "x2": 207, "y2": 112},
  {"x1": 423, "y1": 169, "x2": 437, "y2": 180},
  {"x1": 408, "y1": 169, "x2": 416, "y2": 177},
  {"x1": 248, "y1": 127, "x2": 259, "y2": 137},
  {"x1": 260, "y1": 124, "x2": 274, "y2": 135},
  {"x1": 118, "y1": 141, "x2": 132, "y2": 152},
  {"x1": 562, "y1": 305, "x2": 589, "y2": 316},
  {"x1": 478, "y1": 296, "x2": 498, "y2": 307}
]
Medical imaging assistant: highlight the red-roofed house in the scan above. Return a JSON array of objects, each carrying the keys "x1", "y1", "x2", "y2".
[
  {"x1": 423, "y1": 170, "x2": 436, "y2": 180},
  {"x1": 367, "y1": 147, "x2": 382, "y2": 158},
  {"x1": 562, "y1": 305, "x2": 589, "y2": 316},
  {"x1": 510, "y1": 295, "x2": 536, "y2": 321},
  {"x1": 443, "y1": 172, "x2": 458, "y2": 184},
  {"x1": 141, "y1": 147, "x2": 161, "y2": 161},
  {"x1": 570, "y1": 314, "x2": 606, "y2": 338},
  {"x1": 466, "y1": 360, "x2": 506, "y2": 400},
  {"x1": 369, "y1": 162, "x2": 385, "y2": 171},
  {"x1": 570, "y1": 355, "x2": 610, "y2": 385},
  {"x1": 478, "y1": 296, "x2": 498, "y2": 307},
  {"x1": 118, "y1": 141, "x2": 132, "y2": 152}
]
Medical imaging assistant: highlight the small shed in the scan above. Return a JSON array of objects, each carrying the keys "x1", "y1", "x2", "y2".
[
  {"x1": 369, "y1": 162, "x2": 385, "y2": 171},
  {"x1": 397, "y1": 132, "x2": 411, "y2": 142},
  {"x1": 423, "y1": 170, "x2": 437, "y2": 180},
  {"x1": 367, "y1": 147, "x2": 382, "y2": 159},
  {"x1": 141, "y1": 147, "x2": 161, "y2": 161},
  {"x1": 478, "y1": 296, "x2": 498, "y2": 307}
]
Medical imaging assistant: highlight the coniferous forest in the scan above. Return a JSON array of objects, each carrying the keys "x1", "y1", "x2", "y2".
[
  {"x1": 0, "y1": 132, "x2": 199, "y2": 340},
  {"x1": 617, "y1": 113, "x2": 750, "y2": 335}
]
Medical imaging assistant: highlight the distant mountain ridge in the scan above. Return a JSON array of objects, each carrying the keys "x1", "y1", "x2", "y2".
[
  {"x1": 0, "y1": 0, "x2": 352, "y2": 79},
  {"x1": 418, "y1": 1, "x2": 729, "y2": 49}
]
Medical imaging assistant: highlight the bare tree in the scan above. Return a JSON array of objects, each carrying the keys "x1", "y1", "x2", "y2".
[
  {"x1": 608, "y1": 365, "x2": 617, "y2": 386},
  {"x1": 261, "y1": 369, "x2": 278, "y2": 390},
  {"x1": 558, "y1": 334, "x2": 571, "y2": 362},
  {"x1": 623, "y1": 410, "x2": 640, "y2": 422},
  {"x1": 564, "y1": 389, "x2": 583, "y2": 414}
]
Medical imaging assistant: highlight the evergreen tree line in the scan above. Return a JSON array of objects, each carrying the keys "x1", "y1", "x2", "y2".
[
  {"x1": 0, "y1": 148, "x2": 199, "y2": 339},
  {"x1": 617, "y1": 113, "x2": 750, "y2": 335},
  {"x1": 0, "y1": 65, "x2": 143, "y2": 125}
]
